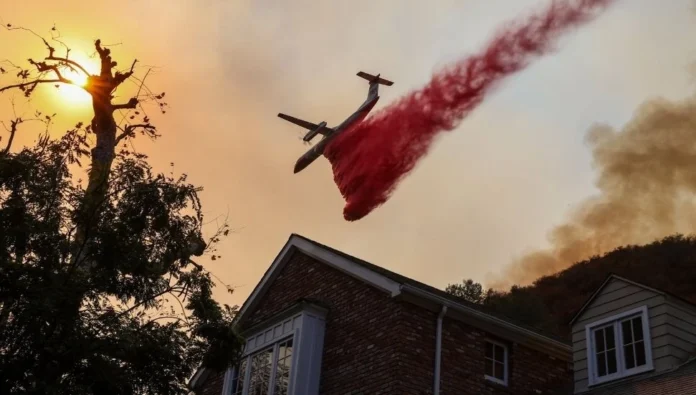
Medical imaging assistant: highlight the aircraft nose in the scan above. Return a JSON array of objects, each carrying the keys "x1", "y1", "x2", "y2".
[{"x1": 293, "y1": 159, "x2": 304, "y2": 174}]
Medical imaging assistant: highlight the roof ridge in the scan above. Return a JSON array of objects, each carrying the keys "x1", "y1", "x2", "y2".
[{"x1": 290, "y1": 233, "x2": 569, "y2": 344}]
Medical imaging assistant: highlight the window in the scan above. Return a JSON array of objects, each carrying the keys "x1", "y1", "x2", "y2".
[
  {"x1": 231, "y1": 337, "x2": 294, "y2": 395},
  {"x1": 585, "y1": 306, "x2": 653, "y2": 385},
  {"x1": 223, "y1": 303, "x2": 326, "y2": 395},
  {"x1": 484, "y1": 339, "x2": 508, "y2": 386}
]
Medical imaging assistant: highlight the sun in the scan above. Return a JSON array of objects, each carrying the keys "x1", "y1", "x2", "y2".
[
  {"x1": 58, "y1": 72, "x2": 90, "y2": 104},
  {"x1": 51, "y1": 54, "x2": 97, "y2": 106}
]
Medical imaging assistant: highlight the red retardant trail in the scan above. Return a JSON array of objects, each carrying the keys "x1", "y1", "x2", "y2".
[{"x1": 324, "y1": 0, "x2": 616, "y2": 221}]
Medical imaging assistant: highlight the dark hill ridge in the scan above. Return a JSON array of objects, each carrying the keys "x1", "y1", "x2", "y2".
[{"x1": 500, "y1": 234, "x2": 696, "y2": 339}]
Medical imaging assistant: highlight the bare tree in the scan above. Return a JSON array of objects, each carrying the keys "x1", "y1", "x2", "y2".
[{"x1": 0, "y1": 24, "x2": 206, "y2": 270}]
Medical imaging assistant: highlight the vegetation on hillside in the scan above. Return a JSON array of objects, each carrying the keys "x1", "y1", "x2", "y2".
[{"x1": 447, "y1": 234, "x2": 696, "y2": 339}]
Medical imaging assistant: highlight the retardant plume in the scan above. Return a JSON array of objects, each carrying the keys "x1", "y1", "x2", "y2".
[
  {"x1": 324, "y1": 0, "x2": 616, "y2": 221},
  {"x1": 489, "y1": 95, "x2": 696, "y2": 289}
]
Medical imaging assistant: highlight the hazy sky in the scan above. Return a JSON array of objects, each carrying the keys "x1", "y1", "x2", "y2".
[{"x1": 2, "y1": 0, "x2": 696, "y2": 307}]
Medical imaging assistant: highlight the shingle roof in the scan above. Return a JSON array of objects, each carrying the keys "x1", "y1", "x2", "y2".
[
  {"x1": 581, "y1": 357, "x2": 696, "y2": 395},
  {"x1": 292, "y1": 233, "x2": 568, "y2": 344}
]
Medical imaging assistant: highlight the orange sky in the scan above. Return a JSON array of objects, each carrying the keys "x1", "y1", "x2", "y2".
[{"x1": 2, "y1": 0, "x2": 696, "y2": 307}]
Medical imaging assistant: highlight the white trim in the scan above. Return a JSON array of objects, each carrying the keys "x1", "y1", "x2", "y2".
[
  {"x1": 220, "y1": 367, "x2": 235, "y2": 395},
  {"x1": 235, "y1": 235, "x2": 401, "y2": 325},
  {"x1": 400, "y1": 284, "x2": 571, "y2": 355},
  {"x1": 433, "y1": 305, "x2": 447, "y2": 395},
  {"x1": 585, "y1": 305, "x2": 654, "y2": 386},
  {"x1": 483, "y1": 338, "x2": 509, "y2": 386},
  {"x1": 224, "y1": 304, "x2": 326, "y2": 395},
  {"x1": 570, "y1": 275, "x2": 672, "y2": 325},
  {"x1": 187, "y1": 366, "x2": 207, "y2": 390}
]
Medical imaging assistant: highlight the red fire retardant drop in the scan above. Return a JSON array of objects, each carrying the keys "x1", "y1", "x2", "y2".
[{"x1": 324, "y1": 0, "x2": 616, "y2": 221}]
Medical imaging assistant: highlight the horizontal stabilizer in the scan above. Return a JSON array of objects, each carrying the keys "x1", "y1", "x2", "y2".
[{"x1": 357, "y1": 71, "x2": 393, "y2": 86}]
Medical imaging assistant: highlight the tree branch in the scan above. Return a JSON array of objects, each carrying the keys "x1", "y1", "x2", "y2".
[
  {"x1": 94, "y1": 39, "x2": 113, "y2": 78},
  {"x1": 46, "y1": 56, "x2": 91, "y2": 76},
  {"x1": 115, "y1": 123, "x2": 155, "y2": 144},
  {"x1": 112, "y1": 97, "x2": 139, "y2": 111},
  {"x1": 114, "y1": 59, "x2": 137, "y2": 86},
  {"x1": 2, "y1": 119, "x2": 20, "y2": 154},
  {"x1": 145, "y1": 316, "x2": 186, "y2": 326},
  {"x1": 0, "y1": 79, "x2": 64, "y2": 94}
]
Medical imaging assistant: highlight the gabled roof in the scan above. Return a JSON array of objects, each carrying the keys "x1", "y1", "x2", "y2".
[
  {"x1": 569, "y1": 273, "x2": 696, "y2": 326},
  {"x1": 190, "y1": 233, "x2": 572, "y2": 390},
  {"x1": 236, "y1": 233, "x2": 570, "y2": 348}
]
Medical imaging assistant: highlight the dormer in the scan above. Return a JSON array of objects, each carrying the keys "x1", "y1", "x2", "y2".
[{"x1": 569, "y1": 274, "x2": 696, "y2": 393}]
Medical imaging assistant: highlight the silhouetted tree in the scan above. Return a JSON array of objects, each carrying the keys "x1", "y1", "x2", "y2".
[
  {"x1": 445, "y1": 278, "x2": 488, "y2": 304},
  {"x1": 0, "y1": 25, "x2": 241, "y2": 394}
]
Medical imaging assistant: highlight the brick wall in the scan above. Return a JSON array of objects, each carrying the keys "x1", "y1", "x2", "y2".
[
  {"x1": 397, "y1": 304, "x2": 571, "y2": 395},
  {"x1": 244, "y1": 250, "x2": 405, "y2": 394},
  {"x1": 196, "y1": 249, "x2": 572, "y2": 394}
]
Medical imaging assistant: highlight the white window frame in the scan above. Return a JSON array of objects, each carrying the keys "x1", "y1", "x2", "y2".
[
  {"x1": 222, "y1": 303, "x2": 326, "y2": 395},
  {"x1": 585, "y1": 305, "x2": 654, "y2": 386},
  {"x1": 230, "y1": 333, "x2": 296, "y2": 395},
  {"x1": 483, "y1": 338, "x2": 508, "y2": 386}
]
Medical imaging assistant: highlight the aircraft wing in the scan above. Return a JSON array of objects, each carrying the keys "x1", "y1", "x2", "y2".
[{"x1": 278, "y1": 113, "x2": 320, "y2": 130}]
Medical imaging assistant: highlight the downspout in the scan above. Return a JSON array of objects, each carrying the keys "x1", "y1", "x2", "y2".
[{"x1": 434, "y1": 305, "x2": 447, "y2": 395}]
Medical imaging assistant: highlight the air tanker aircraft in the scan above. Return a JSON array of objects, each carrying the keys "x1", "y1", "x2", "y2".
[{"x1": 278, "y1": 71, "x2": 393, "y2": 173}]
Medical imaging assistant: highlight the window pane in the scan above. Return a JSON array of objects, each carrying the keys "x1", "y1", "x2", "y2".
[
  {"x1": 485, "y1": 358, "x2": 494, "y2": 377},
  {"x1": 280, "y1": 339, "x2": 293, "y2": 359},
  {"x1": 624, "y1": 344, "x2": 635, "y2": 370},
  {"x1": 248, "y1": 347, "x2": 273, "y2": 395},
  {"x1": 594, "y1": 329, "x2": 606, "y2": 352},
  {"x1": 274, "y1": 339, "x2": 294, "y2": 395},
  {"x1": 635, "y1": 340, "x2": 646, "y2": 366},
  {"x1": 485, "y1": 342, "x2": 494, "y2": 359},
  {"x1": 607, "y1": 349, "x2": 617, "y2": 374},
  {"x1": 606, "y1": 326, "x2": 615, "y2": 350},
  {"x1": 597, "y1": 352, "x2": 607, "y2": 377},
  {"x1": 622, "y1": 320, "x2": 633, "y2": 344},
  {"x1": 494, "y1": 344, "x2": 504, "y2": 362},
  {"x1": 232, "y1": 358, "x2": 248, "y2": 395},
  {"x1": 633, "y1": 318, "x2": 644, "y2": 341},
  {"x1": 494, "y1": 361, "x2": 504, "y2": 380}
]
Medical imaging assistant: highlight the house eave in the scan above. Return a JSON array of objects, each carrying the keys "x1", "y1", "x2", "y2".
[
  {"x1": 233, "y1": 234, "x2": 402, "y2": 328},
  {"x1": 399, "y1": 284, "x2": 572, "y2": 361}
]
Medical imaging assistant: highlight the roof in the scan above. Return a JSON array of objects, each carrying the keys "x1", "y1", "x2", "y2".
[
  {"x1": 569, "y1": 273, "x2": 696, "y2": 326},
  {"x1": 236, "y1": 234, "x2": 570, "y2": 349},
  {"x1": 581, "y1": 357, "x2": 696, "y2": 395},
  {"x1": 291, "y1": 233, "x2": 568, "y2": 343}
]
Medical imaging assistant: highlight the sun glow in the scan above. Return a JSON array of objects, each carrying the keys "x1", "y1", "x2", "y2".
[{"x1": 51, "y1": 54, "x2": 97, "y2": 106}]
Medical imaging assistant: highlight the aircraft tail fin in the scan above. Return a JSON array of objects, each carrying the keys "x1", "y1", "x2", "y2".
[{"x1": 357, "y1": 71, "x2": 393, "y2": 86}]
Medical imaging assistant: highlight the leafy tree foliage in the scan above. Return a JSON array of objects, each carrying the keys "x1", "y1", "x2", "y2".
[
  {"x1": 445, "y1": 279, "x2": 487, "y2": 304},
  {"x1": 0, "y1": 26, "x2": 241, "y2": 394},
  {"x1": 0, "y1": 125, "x2": 241, "y2": 394},
  {"x1": 445, "y1": 278, "x2": 551, "y2": 333}
]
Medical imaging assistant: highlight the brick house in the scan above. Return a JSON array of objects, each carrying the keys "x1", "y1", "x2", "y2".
[
  {"x1": 569, "y1": 274, "x2": 696, "y2": 394},
  {"x1": 189, "y1": 234, "x2": 572, "y2": 395}
]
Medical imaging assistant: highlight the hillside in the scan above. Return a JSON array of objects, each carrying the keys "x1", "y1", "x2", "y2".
[{"x1": 499, "y1": 234, "x2": 696, "y2": 339}]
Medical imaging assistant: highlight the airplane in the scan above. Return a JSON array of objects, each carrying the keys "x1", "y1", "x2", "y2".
[{"x1": 278, "y1": 71, "x2": 394, "y2": 174}]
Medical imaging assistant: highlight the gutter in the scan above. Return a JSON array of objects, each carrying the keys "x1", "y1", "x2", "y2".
[
  {"x1": 400, "y1": 284, "x2": 571, "y2": 358},
  {"x1": 434, "y1": 305, "x2": 448, "y2": 395}
]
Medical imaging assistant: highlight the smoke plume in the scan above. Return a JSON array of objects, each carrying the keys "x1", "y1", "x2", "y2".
[
  {"x1": 490, "y1": 95, "x2": 696, "y2": 288},
  {"x1": 324, "y1": 0, "x2": 616, "y2": 221}
]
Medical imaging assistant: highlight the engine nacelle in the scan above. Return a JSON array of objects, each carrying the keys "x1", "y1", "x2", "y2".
[{"x1": 303, "y1": 121, "x2": 327, "y2": 142}]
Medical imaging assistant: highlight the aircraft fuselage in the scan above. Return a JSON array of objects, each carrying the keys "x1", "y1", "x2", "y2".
[{"x1": 293, "y1": 95, "x2": 379, "y2": 174}]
